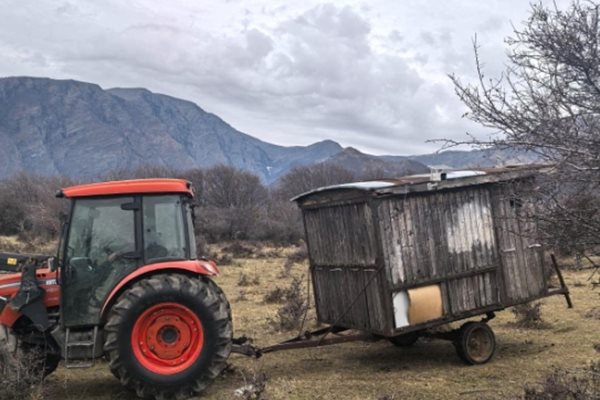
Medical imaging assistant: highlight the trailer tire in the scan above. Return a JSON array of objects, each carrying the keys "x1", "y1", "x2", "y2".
[
  {"x1": 388, "y1": 331, "x2": 419, "y2": 347},
  {"x1": 104, "y1": 274, "x2": 232, "y2": 399},
  {"x1": 454, "y1": 322, "x2": 496, "y2": 365}
]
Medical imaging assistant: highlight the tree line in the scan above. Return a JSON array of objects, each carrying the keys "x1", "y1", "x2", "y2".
[{"x1": 0, "y1": 163, "x2": 358, "y2": 248}]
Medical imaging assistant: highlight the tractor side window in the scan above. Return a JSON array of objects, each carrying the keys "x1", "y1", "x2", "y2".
[
  {"x1": 143, "y1": 196, "x2": 186, "y2": 262},
  {"x1": 63, "y1": 197, "x2": 137, "y2": 327},
  {"x1": 66, "y1": 197, "x2": 136, "y2": 267}
]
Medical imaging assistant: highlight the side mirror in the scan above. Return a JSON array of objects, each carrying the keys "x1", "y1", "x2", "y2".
[{"x1": 47, "y1": 257, "x2": 57, "y2": 272}]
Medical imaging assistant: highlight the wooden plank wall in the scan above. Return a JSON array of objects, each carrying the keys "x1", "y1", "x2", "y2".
[
  {"x1": 491, "y1": 184, "x2": 546, "y2": 303},
  {"x1": 303, "y1": 202, "x2": 388, "y2": 333},
  {"x1": 377, "y1": 186, "x2": 500, "y2": 315},
  {"x1": 311, "y1": 266, "x2": 387, "y2": 332},
  {"x1": 304, "y1": 203, "x2": 377, "y2": 267},
  {"x1": 304, "y1": 181, "x2": 547, "y2": 334}
]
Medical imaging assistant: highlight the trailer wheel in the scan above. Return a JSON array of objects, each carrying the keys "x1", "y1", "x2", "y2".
[
  {"x1": 104, "y1": 274, "x2": 232, "y2": 399},
  {"x1": 388, "y1": 332, "x2": 419, "y2": 347},
  {"x1": 454, "y1": 322, "x2": 496, "y2": 365}
]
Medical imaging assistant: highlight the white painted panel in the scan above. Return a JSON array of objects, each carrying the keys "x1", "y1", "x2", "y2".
[
  {"x1": 392, "y1": 291, "x2": 410, "y2": 328},
  {"x1": 446, "y1": 200, "x2": 493, "y2": 254}
]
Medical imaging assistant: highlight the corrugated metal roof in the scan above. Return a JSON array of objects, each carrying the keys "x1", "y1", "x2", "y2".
[{"x1": 292, "y1": 165, "x2": 550, "y2": 202}]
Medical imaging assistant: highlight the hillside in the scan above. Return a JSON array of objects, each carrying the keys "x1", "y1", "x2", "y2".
[
  {"x1": 0, "y1": 77, "x2": 431, "y2": 183},
  {"x1": 409, "y1": 148, "x2": 541, "y2": 170}
]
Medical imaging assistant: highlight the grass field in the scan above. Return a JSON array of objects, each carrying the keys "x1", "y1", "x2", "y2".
[{"x1": 30, "y1": 248, "x2": 600, "y2": 400}]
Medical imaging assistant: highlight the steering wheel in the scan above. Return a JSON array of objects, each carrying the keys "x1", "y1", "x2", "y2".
[{"x1": 105, "y1": 242, "x2": 134, "y2": 263}]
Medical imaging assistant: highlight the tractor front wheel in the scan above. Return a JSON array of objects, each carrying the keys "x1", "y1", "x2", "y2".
[{"x1": 104, "y1": 274, "x2": 232, "y2": 399}]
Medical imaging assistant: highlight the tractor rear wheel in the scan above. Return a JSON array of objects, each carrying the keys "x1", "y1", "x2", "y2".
[{"x1": 104, "y1": 274, "x2": 232, "y2": 399}]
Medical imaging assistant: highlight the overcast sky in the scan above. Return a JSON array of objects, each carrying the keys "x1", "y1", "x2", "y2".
[{"x1": 0, "y1": 0, "x2": 569, "y2": 155}]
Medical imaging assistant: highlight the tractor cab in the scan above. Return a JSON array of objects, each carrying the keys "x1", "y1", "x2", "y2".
[
  {"x1": 58, "y1": 181, "x2": 197, "y2": 327},
  {"x1": 0, "y1": 179, "x2": 231, "y2": 400}
]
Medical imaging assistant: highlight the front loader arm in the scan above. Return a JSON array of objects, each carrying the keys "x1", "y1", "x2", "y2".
[{"x1": 0, "y1": 252, "x2": 56, "y2": 331}]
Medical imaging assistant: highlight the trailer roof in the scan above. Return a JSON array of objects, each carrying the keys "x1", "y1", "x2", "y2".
[
  {"x1": 59, "y1": 178, "x2": 193, "y2": 198},
  {"x1": 292, "y1": 164, "x2": 550, "y2": 203}
]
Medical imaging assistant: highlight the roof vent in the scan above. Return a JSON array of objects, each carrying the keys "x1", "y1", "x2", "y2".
[{"x1": 430, "y1": 170, "x2": 447, "y2": 182}]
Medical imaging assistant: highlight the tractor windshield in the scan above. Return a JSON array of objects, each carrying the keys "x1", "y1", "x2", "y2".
[{"x1": 142, "y1": 195, "x2": 193, "y2": 263}]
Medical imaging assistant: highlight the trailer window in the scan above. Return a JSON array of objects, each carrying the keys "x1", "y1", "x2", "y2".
[{"x1": 143, "y1": 196, "x2": 187, "y2": 262}]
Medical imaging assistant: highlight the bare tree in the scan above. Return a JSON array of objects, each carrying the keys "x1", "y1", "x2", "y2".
[
  {"x1": 449, "y1": 1, "x2": 600, "y2": 259},
  {"x1": 0, "y1": 173, "x2": 74, "y2": 242},
  {"x1": 275, "y1": 163, "x2": 355, "y2": 201},
  {"x1": 199, "y1": 165, "x2": 268, "y2": 241}
]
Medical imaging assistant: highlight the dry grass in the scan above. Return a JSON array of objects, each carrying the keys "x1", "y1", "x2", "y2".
[
  {"x1": 0, "y1": 235, "x2": 57, "y2": 255},
  {"x1": 32, "y1": 253, "x2": 599, "y2": 400}
]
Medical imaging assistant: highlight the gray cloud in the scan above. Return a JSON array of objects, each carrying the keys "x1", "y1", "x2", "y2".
[{"x1": 0, "y1": 0, "x2": 571, "y2": 155}]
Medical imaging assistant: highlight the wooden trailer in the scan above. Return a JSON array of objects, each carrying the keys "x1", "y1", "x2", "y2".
[{"x1": 290, "y1": 166, "x2": 571, "y2": 364}]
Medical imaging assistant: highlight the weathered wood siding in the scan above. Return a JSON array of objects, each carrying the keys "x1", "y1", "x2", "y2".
[
  {"x1": 491, "y1": 184, "x2": 546, "y2": 303},
  {"x1": 301, "y1": 178, "x2": 547, "y2": 335},
  {"x1": 303, "y1": 203, "x2": 377, "y2": 267},
  {"x1": 303, "y1": 202, "x2": 388, "y2": 333},
  {"x1": 377, "y1": 186, "x2": 500, "y2": 314},
  {"x1": 311, "y1": 266, "x2": 387, "y2": 332}
]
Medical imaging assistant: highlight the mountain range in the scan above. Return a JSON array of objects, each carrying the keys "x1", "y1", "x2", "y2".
[{"x1": 0, "y1": 77, "x2": 537, "y2": 184}]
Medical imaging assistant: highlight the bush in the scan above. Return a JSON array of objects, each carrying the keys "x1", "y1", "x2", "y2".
[
  {"x1": 234, "y1": 370, "x2": 268, "y2": 400},
  {"x1": 523, "y1": 361, "x2": 600, "y2": 399},
  {"x1": 263, "y1": 287, "x2": 286, "y2": 304},
  {"x1": 584, "y1": 307, "x2": 600, "y2": 320},
  {"x1": 287, "y1": 244, "x2": 308, "y2": 264},
  {"x1": 222, "y1": 241, "x2": 256, "y2": 258},
  {"x1": 280, "y1": 244, "x2": 308, "y2": 277},
  {"x1": 0, "y1": 163, "x2": 324, "y2": 247},
  {"x1": 237, "y1": 273, "x2": 259, "y2": 287},
  {"x1": 271, "y1": 277, "x2": 308, "y2": 331},
  {"x1": 511, "y1": 302, "x2": 548, "y2": 329},
  {"x1": 0, "y1": 173, "x2": 73, "y2": 242}
]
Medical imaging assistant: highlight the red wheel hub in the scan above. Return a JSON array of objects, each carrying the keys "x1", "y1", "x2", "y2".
[{"x1": 131, "y1": 302, "x2": 204, "y2": 375}]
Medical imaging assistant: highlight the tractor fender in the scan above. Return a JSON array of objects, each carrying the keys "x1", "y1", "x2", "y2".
[{"x1": 100, "y1": 259, "x2": 219, "y2": 320}]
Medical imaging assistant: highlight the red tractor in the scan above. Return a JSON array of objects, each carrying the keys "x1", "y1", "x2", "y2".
[{"x1": 0, "y1": 179, "x2": 232, "y2": 399}]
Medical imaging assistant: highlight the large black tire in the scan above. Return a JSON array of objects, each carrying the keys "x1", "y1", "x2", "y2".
[
  {"x1": 454, "y1": 322, "x2": 496, "y2": 365},
  {"x1": 0, "y1": 324, "x2": 59, "y2": 385},
  {"x1": 104, "y1": 274, "x2": 232, "y2": 399},
  {"x1": 388, "y1": 331, "x2": 420, "y2": 347}
]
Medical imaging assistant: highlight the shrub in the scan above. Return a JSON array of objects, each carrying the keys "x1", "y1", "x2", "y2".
[
  {"x1": 236, "y1": 290, "x2": 248, "y2": 302},
  {"x1": 234, "y1": 370, "x2": 268, "y2": 400},
  {"x1": 584, "y1": 307, "x2": 600, "y2": 320},
  {"x1": 523, "y1": 361, "x2": 600, "y2": 399},
  {"x1": 216, "y1": 253, "x2": 234, "y2": 266},
  {"x1": 238, "y1": 273, "x2": 259, "y2": 287},
  {"x1": 287, "y1": 243, "x2": 308, "y2": 264},
  {"x1": 511, "y1": 302, "x2": 547, "y2": 329},
  {"x1": 280, "y1": 243, "x2": 309, "y2": 277},
  {"x1": 263, "y1": 287, "x2": 286, "y2": 304},
  {"x1": 222, "y1": 241, "x2": 256, "y2": 258},
  {"x1": 271, "y1": 277, "x2": 307, "y2": 331}
]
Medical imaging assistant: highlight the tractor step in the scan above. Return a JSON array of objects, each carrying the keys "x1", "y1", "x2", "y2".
[{"x1": 64, "y1": 326, "x2": 99, "y2": 369}]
